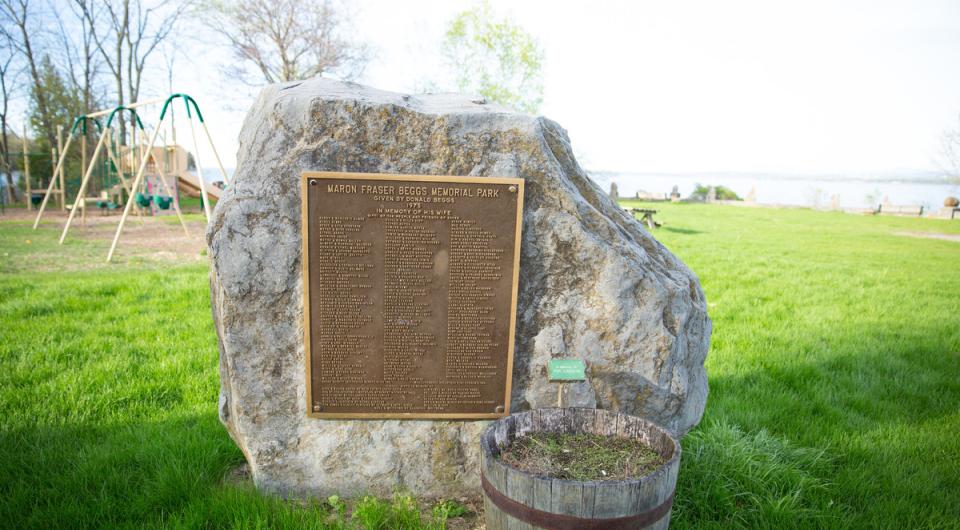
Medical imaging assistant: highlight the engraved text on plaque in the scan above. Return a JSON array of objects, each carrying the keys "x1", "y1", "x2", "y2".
[{"x1": 301, "y1": 172, "x2": 524, "y2": 419}]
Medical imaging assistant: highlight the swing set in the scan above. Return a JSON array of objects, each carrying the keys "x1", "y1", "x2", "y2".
[
  {"x1": 31, "y1": 93, "x2": 231, "y2": 262},
  {"x1": 18, "y1": 123, "x2": 73, "y2": 212}
]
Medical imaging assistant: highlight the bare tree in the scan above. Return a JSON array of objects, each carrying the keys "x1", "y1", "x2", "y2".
[
  {"x1": 1, "y1": 0, "x2": 58, "y2": 150},
  {"x1": 940, "y1": 115, "x2": 960, "y2": 184},
  {"x1": 60, "y1": 0, "x2": 103, "y2": 117},
  {"x1": 79, "y1": 0, "x2": 182, "y2": 140},
  {"x1": 125, "y1": 1, "x2": 180, "y2": 110},
  {"x1": 201, "y1": 0, "x2": 369, "y2": 84},
  {"x1": 0, "y1": 40, "x2": 17, "y2": 203},
  {"x1": 161, "y1": 40, "x2": 176, "y2": 94}
]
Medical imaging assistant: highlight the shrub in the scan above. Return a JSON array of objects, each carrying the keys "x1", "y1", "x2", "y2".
[{"x1": 690, "y1": 183, "x2": 743, "y2": 201}]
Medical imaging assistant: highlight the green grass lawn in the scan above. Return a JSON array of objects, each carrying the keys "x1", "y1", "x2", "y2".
[{"x1": 2, "y1": 203, "x2": 959, "y2": 528}]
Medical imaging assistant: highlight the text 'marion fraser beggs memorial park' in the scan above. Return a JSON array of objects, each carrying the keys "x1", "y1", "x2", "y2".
[{"x1": 208, "y1": 78, "x2": 711, "y2": 497}]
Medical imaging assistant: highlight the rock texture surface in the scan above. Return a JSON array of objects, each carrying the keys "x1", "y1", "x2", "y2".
[{"x1": 208, "y1": 78, "x2": 711, "y2": 498}]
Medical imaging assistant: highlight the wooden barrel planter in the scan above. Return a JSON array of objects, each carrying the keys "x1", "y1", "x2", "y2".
[{"x1": 480, "y1": 408, "x2": 681, "y2": 530}]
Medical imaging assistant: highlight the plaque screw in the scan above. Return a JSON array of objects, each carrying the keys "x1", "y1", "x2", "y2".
[
  {"x1": 495, "y1": 405, "x2": 505, "y2": 413},
  {"x1": 309, "y1": 179, "x2": 318, "y2": 186},
  {"x1": 313, "y1": 405, "x2": 321, "y2": 412},
  {"x1": 508, "y1": 185, "x2": 517, "y2": 193}
]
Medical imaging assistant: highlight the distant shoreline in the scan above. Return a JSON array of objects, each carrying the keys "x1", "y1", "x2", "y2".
[
  {"x1": 591, "y1": 171, "x2": 959, "y2": 211},
  {"x1": 589, "y1": 170, "x2": 955, "y2": 186}
]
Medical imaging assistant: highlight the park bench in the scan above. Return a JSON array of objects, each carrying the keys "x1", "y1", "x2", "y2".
[
  {"x1": 876, "y1": 204, "x2": 924, "y2": 216},
  {"x1": 628, "y1": 207, "x2": 661, "y2": 229}
]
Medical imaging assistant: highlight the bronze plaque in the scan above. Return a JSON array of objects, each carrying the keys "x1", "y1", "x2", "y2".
[{"x1": 301, "y1": 172, "x2": 524, "y2": 419}]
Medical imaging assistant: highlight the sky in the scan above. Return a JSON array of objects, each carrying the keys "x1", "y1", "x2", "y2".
[{"x1": 92, "y1": 0, "x2": 960, "y2": 177}]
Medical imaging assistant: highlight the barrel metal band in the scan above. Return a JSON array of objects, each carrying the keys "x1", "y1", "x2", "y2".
[{"x1": 481, "y1": 472, "x2": 674, "y2": 529}]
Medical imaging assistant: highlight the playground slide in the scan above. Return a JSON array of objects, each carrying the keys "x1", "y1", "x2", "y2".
[{"x1": 176, "y1": 171, "x2": 222, "y2": 201}]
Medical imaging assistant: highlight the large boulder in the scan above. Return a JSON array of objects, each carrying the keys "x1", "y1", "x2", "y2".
[{"x1": 208, "y1": 78, "x2": 711, "y2": 498}]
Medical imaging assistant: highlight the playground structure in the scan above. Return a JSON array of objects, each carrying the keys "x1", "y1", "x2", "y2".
[
  {"x1": 31, "y1": 94, "x2": 231, "y2": 262},
  {"x1": 17, "y1": 125, "x2": 69, "y2": 213}
]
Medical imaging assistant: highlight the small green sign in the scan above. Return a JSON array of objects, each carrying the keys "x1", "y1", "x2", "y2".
[{"x1": 548, "y1": 359, "x2": 586, "y2": 381}]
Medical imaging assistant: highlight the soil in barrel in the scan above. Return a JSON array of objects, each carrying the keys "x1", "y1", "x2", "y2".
[{"x1": 498, "y1": 432, "x2": 666, "y2": 481}]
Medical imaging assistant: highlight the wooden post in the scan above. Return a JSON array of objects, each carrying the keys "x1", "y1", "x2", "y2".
[
  {"x1": 131, "y1": 127, "x2": 146, "y2": 223},
  {"x1": 22, "y1": 127, "x2": 31, "y2": 210},
  {"x1": 32, "y1": 133, "x2": 75, "y2": 229},
  {"x1": 80, "y1": 183, "x2": 86, "y2": 226},
  {"x1": 128, "y1": 126, "x2": 135, "y2": 190},
  {"x1": 187, "y1": 117, "x2": 212, "y2": 221},
  {"x1": 201, "y1": 121, "x2": 231, "y2": 184},
  {"x1": 106, "y1": 124, "x2": 163, "y2": 262},
  {"x1": 106, "y1": 132, "x2": 127, "y2": 192},
  {"x1": 144, "y1": 134, "x2": 189, "y2": 237},
  {"x1": 105, "y1": 130, "x2": 143, "y2": 225},
  {"x1": 80, "y1": 131, "x2": 87, "y2": 226},
  {"x1": 60, "y1": 131, "x2": 108, "y2": 244},
  {"x1": 110, "y1": 131, "x2": 126, "y2": 218},
  {"x1": 171, "y1": 133, "x2": 178, "y2": 174},
  {"x1": 80, "y1": 129, "x2": 92, "y2": 226},
  {"x1": 131, "y1": 121, "x2": 136, "y2": 169},
  {"x1": 120, "y1": 128, "x2": 144, "y2": 224},
  {"x1": 57, "y1": 126, "x2": 65, "y2": 210},
  {"x1": 80, "y1": 131, "x2": 87, "y2": 200},
  {"x1": 51, "y1": 147, "x2": 58, "y2": 206},
  {"x1": 117, "y1": 126, "x2": 124, "y2": 208}
]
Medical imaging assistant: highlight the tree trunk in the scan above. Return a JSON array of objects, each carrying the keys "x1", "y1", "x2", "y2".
[
  {"x1": 0, "y1": 56, "x2": 14, "y2": 203},
  {"x1": 15, "y1": 7, "x2": 58, "y2": 153},
  {"x1": 115, "y1": 29, "x2": 125, "y2": 143},
  {"x1": 1, "y1": 127, "x2": 13, "y2": 203}
]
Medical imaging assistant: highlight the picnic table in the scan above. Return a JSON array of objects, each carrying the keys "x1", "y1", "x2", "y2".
[{"x1": 628, "y1": 207, "x2": 661, "y2": 229}]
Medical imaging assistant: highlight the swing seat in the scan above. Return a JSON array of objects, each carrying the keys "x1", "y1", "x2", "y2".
[
  {"x1": 135, "y1": 193, "x2": 152, "y2": 208},
  {"x1": 30, "y1": 194, "x2": 44, "y2": 206},
  {"x1": 154, "y1": 195, "x2": 173, "y2": 210},
  {"x1": 96, "y1": 200, "x2": 119, "y2": 215}
]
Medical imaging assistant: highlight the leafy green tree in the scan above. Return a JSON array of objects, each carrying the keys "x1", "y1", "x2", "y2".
[
  {"x1": 441, "y1": 1, "x2": 544, "y2": 114},
  {"x1": 26, "y1": 55, "x2": 85, "y2": 191},
  {"x1": 30, "y1": 56, "x2": 84, "y2": 137}
]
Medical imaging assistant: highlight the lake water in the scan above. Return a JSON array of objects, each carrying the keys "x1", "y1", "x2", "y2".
[
  {"x1": 589, "y1": 172, "x2": 960, "y2": 211},
  {"x1": 171, "y1": 169, "x2": 960, "y2": 212},
  {"x1": 201, "y1": 169, "x2": 959, "y2": 210},
  {"x1": 8, "y1": 167, "x2": 957, "y2": 212},
  {"x1": 203, "y1": 170, "x2": 958, "y2": 210}
]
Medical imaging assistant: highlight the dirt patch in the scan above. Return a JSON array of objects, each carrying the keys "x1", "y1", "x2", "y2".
[
  {"x1": 892, "y1": 231, "x2": 960, "y2": 243},
  {"x1": 74, "y1": 216, "x2": 206, "y2": 256},
  {"x1": 1, "y1": 208, "x2": 209, "y2": 271},
  {"x1": 499, "y1": 432, "x2": 665, "y2": 481}
]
